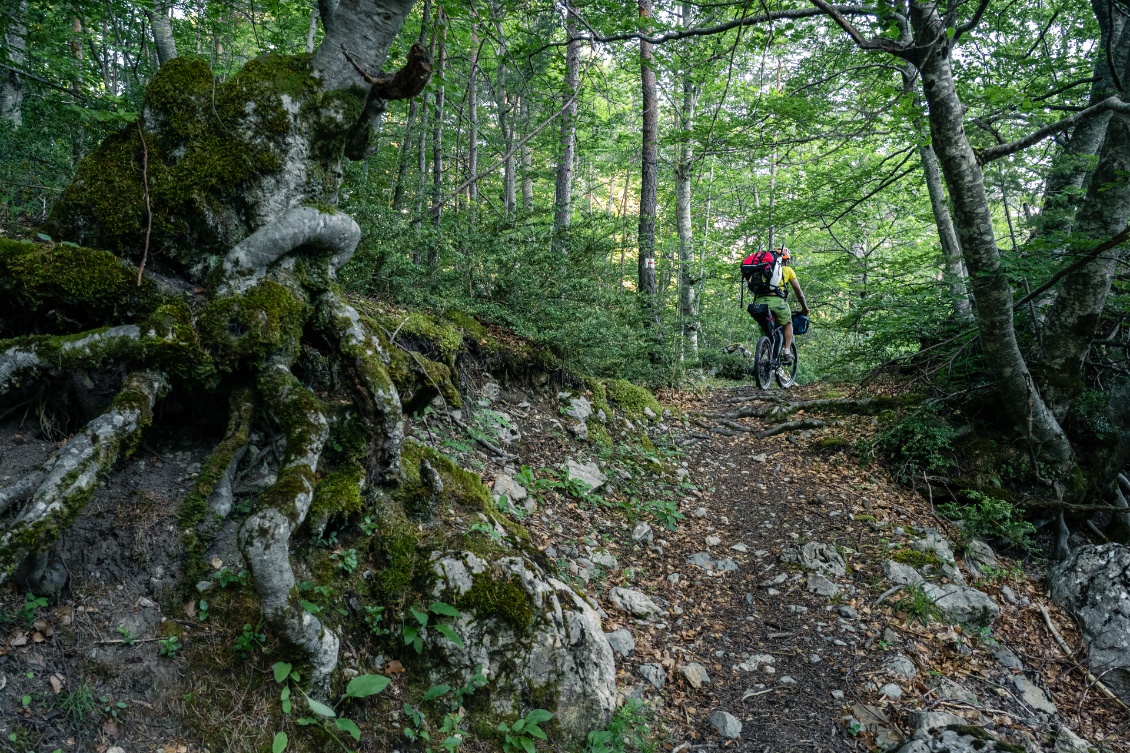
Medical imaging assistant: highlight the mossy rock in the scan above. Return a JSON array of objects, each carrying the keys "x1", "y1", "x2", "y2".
[
  {"x1": 891, "y1": 548, "x2": 942, "y2": 569},
  {"x1": 604, "y1": 379, "x2": 661, "y2": 420},
  {"x1": 443, "y1": 309, "x2": 489, "y2": 341}
]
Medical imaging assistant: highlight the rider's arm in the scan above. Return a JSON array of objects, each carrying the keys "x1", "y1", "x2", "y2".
[{"x1": 791, "y1": 278, "x2": 809, "y2": 316}]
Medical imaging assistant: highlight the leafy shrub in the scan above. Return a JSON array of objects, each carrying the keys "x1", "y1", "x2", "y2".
[
  {"x1": 939, "y1": 491, "x2": 1036, "y2": 552},
  {"x1": 875, "y1": 407, "x2": 956, "y2": 478}
]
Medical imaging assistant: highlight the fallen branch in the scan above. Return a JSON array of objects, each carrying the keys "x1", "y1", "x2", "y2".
[
  {"x1": 691, "y1": 418, "x2": 741, "y2": 437},
  {"x1": 716, "y1": 418, "x2": 759, "y2": 433},
  {"x1": 1037, "y1": 602, "x2": 1129, "y2": 711},
  {"x1": 874, "y1": 584, "x2": 904, "y2": 606},
  {"x1": 755, "y1": 419, "x2": 826, "y2": 438}
]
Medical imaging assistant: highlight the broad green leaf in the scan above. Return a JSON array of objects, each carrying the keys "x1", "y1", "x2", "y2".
[
  {"x1": 524, "y1": 709, "x2": 554, "y2": 725},
  {"x1": 271, "y1": 731, "x2": 287, "y2": 753},
  {"x1": 422, "y1": 683, "x2": 451, "y2": 701},
  {"x1": 335, "y1": 717, "x2": 362, "y2": 741},
  {"x1": 527, "y1": 725, "x2": 548, "y2": 740},
  {"x1": 303, "y1": 693, "x2": 336, "y2": 717},
  {"x1": 410, "y1": 606, "x2": 429, "y2": 625},
  {"x1": 435, "y1": 625, "x2": 464, "y2": 648},
  {"x1": 427, "y1": 601, "x2": 461, "y2": 618},
  {"x1": 403, "y1": 625, "x2": 419, "y2": 645},
  {"x1": 520, "y1": 737, "x2": 535, "y2": 753},
  {"x1": 273, "y1": 663, "x2": 292, "y2": 684},
  {"x1": 345, "y1": 674, "x2": 391, "y2": 698}
]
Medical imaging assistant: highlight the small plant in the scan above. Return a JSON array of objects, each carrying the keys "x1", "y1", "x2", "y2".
[
  {"x1": 402, "y1": 602, "x2": 464, "y2": 654},
  {"x1": 271, "y1": 661, "x2": 390, "y2": 752},
  {"x1": 55, "y1": 680, "x2": 98, "y2": 728},
  {"x1": 116, "y1": 626, "x2": 137, "y2": 645},
  {"x1": 648, "y1": 498, "x2": 684, "y2": 530},
  {"x1": 99, "y1": 695, "x2": 128, "y2": 719},
  {"x1": 894, "y1": 584, "x2": 944, "y2": 626},
  {"x1": 939, "y1": 491, "x2": 1037, "y2": 552},
  {"x1": 498, "y1": 709, "x2": 553, "y2": 753},
  {"x1": 332, "y1": 548, "x2": 359, "y2": 574},
  {"x1": 515, "y1": 466, "x2": 536, "y2": 487},
  {"x1": 361, "y1": 516, "x2": 380, "y2": 536},
  {"x1": 22, "y1": 592, "x2": 47, "y2": 625},
  {"x1": 215, "y1": 567, "x2": 249, "y2": 588},
  {"x1": 234, "y1": 621, "x2": 267, "y2": 657},
  {"x1": 197, "y1": 598, "x2": 209, "y2": 621},
  {"x1": 586, "y1": 699, "x2": 656, "y2": 753},
  {"x1": 158, "y1": 635, "x2": 183, "y2": 658},
  {"x1": 468, "y1": 521, "x2": 502, "y2": 540},
  {"x1": 364, "y1": 605, "x2": 391, "y2": 636}
]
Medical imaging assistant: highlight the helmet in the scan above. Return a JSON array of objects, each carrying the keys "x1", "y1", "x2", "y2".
[{"x1": 778, "y1": 246, "x2": 791, "y2": 260}]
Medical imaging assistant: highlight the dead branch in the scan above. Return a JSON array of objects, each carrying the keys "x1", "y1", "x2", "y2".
[
  {"x1": 756, "y1": 419, "x2": 826, "y2": 438},
  {"x1": 1038, "y1": 602, "x2": 1130, "y2": 711},
  {"x1": 341, "y1": 42, "x2": 431, "y2": 100},
  {"x1": 692, "y1": 418, "x2": 742, "y2": 437}
]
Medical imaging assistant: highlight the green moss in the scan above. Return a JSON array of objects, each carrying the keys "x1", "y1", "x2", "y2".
[
  {"x1": 891, "y1": 548, "x2": 942, "y2": 569},
  {"x1": 443, "y1": 310, "x2": 489, "y2": 340},
  {"x1": 368, "y1": 508, "x2": 420, "y2": 601},
  {"x1": 199, "y1": 278, "x2": 309, "y2": 367},
  {"x1": 0, "y1": 238, "x2": 162, "y2": 323},
  {"x1": 815, "y1": 436, "x2": 848, "y2": 450},
  {"x1": 311, "y1": 466, "x2": 365, "y2": 522},
  {"x1": 604, "y1": 379, "x2": 661, "y2": 420},
  {"x1": 456, "y1": 574, "x2": 534, "y2": 631},
  {"x1": 46, "y1": 54, "x2": 365, "y2": 271},
  {"x1": 582, "y1": 378, "x2": 613, "y2": 446},
  {"x1": 377, "y1": 310, "x2": 463, "y2": 367}
]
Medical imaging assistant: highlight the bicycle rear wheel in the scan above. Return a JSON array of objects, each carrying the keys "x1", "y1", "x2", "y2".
[
  {"x1": 776, "y1": 343, "x2": 798, "y2": 388},
  {"x1": 754, "y1": 336, "x2": 774, "y2": 390}
]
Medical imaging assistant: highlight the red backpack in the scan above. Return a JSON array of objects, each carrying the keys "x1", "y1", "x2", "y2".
[{"x1": 741, "y1": 250, "x2": 783, "y2": 297}]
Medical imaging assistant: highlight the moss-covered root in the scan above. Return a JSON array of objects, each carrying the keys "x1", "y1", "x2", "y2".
[
  {"x1": 182, "y1": 387, "x2": 255, "y2": 552},
  {"x1": 221, "y1": 207, "x2": 360, "y2": 294},
  {"x1": 0, "y1": 469, "x2": 47, "y2": 517},
  {"x1": 0, "y1": 370, "x2": 168, "y2": 586},
  {"x1": 238, "y1": 358, "x2": 339, "y2": 689},
  {"x1": 314, "y1": 292, "x2": 403, "y2": 483},
  {"x1": 1, "y1": 325, "x2": 143, "y2": 395}
]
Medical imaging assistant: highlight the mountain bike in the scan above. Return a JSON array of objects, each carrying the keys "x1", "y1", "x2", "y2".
[{"x1": 747, "y1": 303, "x2": 801, "y2": 390}]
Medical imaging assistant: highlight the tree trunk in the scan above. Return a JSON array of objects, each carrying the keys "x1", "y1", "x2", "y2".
[
  {"x1": 553, "y1": 0, "x2": 581, "y2": 252},
  {"x1": 467, "y1": 18, "x2": 479, "y2": 204},
  {"x1": 908, "y1": 2, "x2": 1075, "y2": 475},
  {"x1": 0, "y1": 0, "x2": 27, "y2": 127},
  {"x1": 145, "y1": 0, "x2": 178, "y2": 68},
  {"x1": 919, "y1": 142, "x2": 973, "y2": 322},
  {"x1": 520, "y1": 96, "x2": 534, "y2": 210},
  {"x1": 428, "y1": 9, "x2": 446, "y2": 266},
  {"x1": 305, "y1": 2, "x2": 319, "y2": 54},
  {"x1": 676, "y1": 2, "x2": 699, "y2": 361},
  {"x1": 637, "y1": 0, "x2": 658, "y2": 302}
]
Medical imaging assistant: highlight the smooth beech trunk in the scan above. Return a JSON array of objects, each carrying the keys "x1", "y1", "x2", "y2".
[
  {"x1": 676, "y1": 2, "x2": 699, "y2": 359},
  {"x1": 637, "y1": 0, "x2": 658, "y2": 300},
  {"x1": 920, "y1": 142, "x2": 973, "y2": 322},
  {"x1": 0, "y1": 0, "x2": 27, "y2": 126},
  {"x1": 146, "y1": 0, "x2": 178, "y2": 67},
  {"x1": 553, "y1": 0, "x2": 581, "y2": 251},
  {"x1": 909, "y1": 2, "x2": 1074, "y2": 474}
]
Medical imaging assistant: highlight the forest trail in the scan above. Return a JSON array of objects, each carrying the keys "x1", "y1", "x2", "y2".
[{"x1": 581, "y1": 383, "x2": 1130, "y2": 752}]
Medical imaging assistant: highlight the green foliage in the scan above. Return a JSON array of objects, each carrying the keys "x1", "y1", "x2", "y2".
[
  {"x1": 875, "y1": 407, "x2": 957, "y2": 479},
  {"x1": 271, "y1": 661, "x2": 391, "y2": 751},
  {"x1": 401, "y1": 601, "x2": 466, "y2": 654},
  {"x1": 939, "y1": 491, "x2": 1037, "y2": 552},
  {"x1": 586, "y1": 700, "x2": 658, "y2": 753},
  {"x1": 498, "y1": 709, "x2": 553, "y2": 753},
  {"x1": 158, "y1": 635, "x2": 183, "y2": 658},
  {"x1": 894, "y1": 584, "x2": 944, "y2": 626},
  {"x1": 21, "y1": 592, "x2": 47, "y2": 626},
  {"x1": 234, "y1": 621, "x2": 267, "y2": 657}
]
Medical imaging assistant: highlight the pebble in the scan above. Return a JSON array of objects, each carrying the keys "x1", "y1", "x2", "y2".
[
  {"x1": 831, "y1": 690, "x2": 845, "y2": 700},
  {"x1": 694, "y1": 507, "x2": 708, "y2": 517},
  {"x1": 639, "y1": 663, "x2": 666, "y2": 689},
  {"x1": 631, "y1": 522, "x2": 653, "y2": 543},
  {"x1": 730, "y1": 543, "x2": 748, "y2": 552},
  {"x1": 708, "y1": 710, "x2": 742, "y2": 740},
  {"x1": 809, "y1": 653, "x2": 822, "y2": 664},
  {"x1": 705, "y1": 535, "x2": 722, "y2": 546},
  {"x1": 667, "y1": 573, "x2": 680, "y2": 584},
  {"x1": 680, "y1": 662, "x2": 711, "y2": 689},
  {"x1": 605, "y1": 628, "x2": 635, "y2": 657},
  {"x1": 780, "y1": 676, "x2": 796, "y2": 684},
  {"x1": 879, "y1": 683, "x2": 904, "y2": 700}
]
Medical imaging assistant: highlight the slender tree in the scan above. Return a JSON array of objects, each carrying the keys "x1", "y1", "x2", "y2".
[
  {"x1": 637, "y1": 0, "x2": 658, "y2": 303},
  {"x1": 0, "y1": 0, "x2": 27, "y2": 126},
  {"x1": 553, "y1": 0, "x2": 581, "y2": 252}
]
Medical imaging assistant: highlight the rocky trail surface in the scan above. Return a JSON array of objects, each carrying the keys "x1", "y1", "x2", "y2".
[{"x1": 1, "y1": 374, "x2": 1128, "y2": 753}]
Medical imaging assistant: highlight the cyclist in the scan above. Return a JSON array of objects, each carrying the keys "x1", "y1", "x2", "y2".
[{"x1": 752, "y1": 246, "x2": 809, "y2": 365}]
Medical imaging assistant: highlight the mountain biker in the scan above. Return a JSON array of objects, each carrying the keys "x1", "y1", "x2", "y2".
[{"x1": 753, "y1": 246, "x2": 809, "y2": 365}]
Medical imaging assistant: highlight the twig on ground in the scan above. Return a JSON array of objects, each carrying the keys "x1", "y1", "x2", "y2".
[
  {"x1": 1038, "y1": 601, "x2": 1129, "y2": 711},
  {"x1": 874, "y1": 584, "x2": 904, "y2": 606},
  {"x1": 755, "y1": 419, "x2": 826, "y2": 438}
]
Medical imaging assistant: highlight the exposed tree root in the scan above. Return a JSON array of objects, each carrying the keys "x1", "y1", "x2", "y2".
[
  {"x1": 691, "y1": 418, "x2": 742, "y2": 436},
  {"x1": 315, "y1": 291, "x2": 403, "y2": 482},
  {"x1": 238, "y1": 359, "x2": 338, "y2": 689},
  {"x1": 1, "y1": 325, "x2": 144, "y2": 393},
  {"x1": 0, "y1": 370, "x2": 167, "y2": 586},
  {"x1": 717, "y1": 396, "x2": 905, "y2": 422},
  {"x1": 756, "y1": 419, "x2": 827, "y2": 438},
  {"x1": 0, "y1": 469, "x2": 47, "y2": 516}
]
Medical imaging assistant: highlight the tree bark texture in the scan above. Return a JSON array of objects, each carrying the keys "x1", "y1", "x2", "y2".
[
  {"x1": 676, "y1": 3, "x2": 699, "y2": 359},
  {"x1": 0, "y1": 0, "x2": 27, "y2": 126},
  {"x1": 313, "y1": 0, "x2": 416, "y2": 92},
  {"x1": 145, "y1": 0, "x2": 178, "y2": 67},
  {"x1": 521, "y1": 96, "x2": 534, "y2": 210},
  {"x1": 919, "y1": 142, "x2": 973, "y2": 322},
  {"x1": 908, "y1": 2, "x2": 1075, "y2": 474},
  {"x1": 467, "y1": 20, "x2": 479, "y2": 203},
  {"x1": 637, "y1": 0, "x2": 658, "y2": 299},
  {"x1": 430, "y1": 9, "x2": 446, "y2": 249},
  {"x1": 553, "y1": 0, "x2": 581, "y2": 251}
]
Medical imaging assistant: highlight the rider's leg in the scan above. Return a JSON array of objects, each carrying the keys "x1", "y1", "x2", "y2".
[{"x1": 783, "y1": 321, "x2": 794, "y2": 353}]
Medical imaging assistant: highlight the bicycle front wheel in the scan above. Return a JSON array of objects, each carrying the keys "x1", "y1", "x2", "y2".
[
  {"x1": 755, "y1": 336, "x2": 774, "y2": 390},
  {"x1": 776, "y1": 342, "x2": 798, "y2": 388}
]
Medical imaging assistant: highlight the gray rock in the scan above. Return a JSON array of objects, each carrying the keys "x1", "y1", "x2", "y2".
[
  {"x1": 923, "y1": 583, "x2": 1000, "y2": 627},
  {"x1": 639, "y1": 663, "x2": 666, "y2": 689},
  {"x1": 993, "y1": 647, "x2": 1023, "y2": 670},
  {"x1": 643, "y1": 406, "x2": 657, "y2": 420},
  {"x1": 680, "y1": 662, "x2": 710, "y2": 688},
  {"x1": 693, "y1": 506, "x2": 708, "y2": 517},
  {"x1": 735, "y1": 654, "x2": 775, "y2": 672},
  {"x1": 195, "y1": 580, "x2": 214, "y2": 593},
  {"x1": 884, "y1": 560, "x2": 925, "y2": 587},
  {"x1": 893, "y1": 725, "x2": 1022, "y2": 752},
  {"x1": 566, "y1": 396, "x2": 593, "y2": 422},
  {"x1": 781, "y1": 541, "x2": 847, "y2": 577},
  {"x1": 714, "y1": 558, "x2": 739, "y2": 573},
  {"x1": 884, "y1": 653, "x2": 918, "y2": 680},
  {"x1": 1014, "y1": 674, "x2": 1057, "y2": 715},
  {"x1": 838, "y1": 605, "x2": 858, "y2": 619},
  {"x1": 964, "y1": 539, "x2": 998, "y2": 578},
  {"x1": 879, "y1": 682, "x2": 904, "y2": 700},
  {"x1": 667, "y1": 573, "x2": 680, "y2": 584},
  {"x1": 481, "y1": 382, "x2": 501, "y2": 402},
  {"x1": 1050, "y1": 543, "x2": 1130, "y2": 702},
  {"x1": 493, "y1": 473, "x2": 528, "y2": 504},
  {"x1": 730, "y1": 542, "x2": 748, "y2": 553},
  {"x1": 604, "y1": 628, "x2": 635, "y2": 657},
  {"x1": 687, "y1": 552, "x2": 714, "y2": 569},
  {"x1": 807, "y1": 573, "x2": 840, "y2": 597},
  {"x1": 929, "y1": 677, "x2": 978, "y2": 705},
  {"x1": 631, "y1": 522, "x2": 653, "y2": 543},
  {"x1": 590, "y1": 550, "x2": 617, "y2": 569},
  {"x1": 708, "y1": 710, "x2": 742, "y2": 739},
  {"x1": 831, "y1": 690, "x2": 844, "y2": 699},
  {"x1": 428, "y1": 552, "x2": 615, "y2": 739},
  {"x1": 911, "y1": 532, "x2": 957, "y2": 565},
  {"x1": 608, "y1": 587, "x2": 665, "y2": 619},
  {"x1": 906, "y1": 711, "x2": 966, "y2": 737},
  {"x1": 779, "y1": 676, "x2": 796, "y2": 684},
  {"x1": 705, "y1": 535, "x2": 722, "y2": 547},
  {"x1": 1054, "y1": 727, "x2": 1092, "y2": 753},
  {"x1": 565, "y1": 458, "x2": 606, "y2": 492}
]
